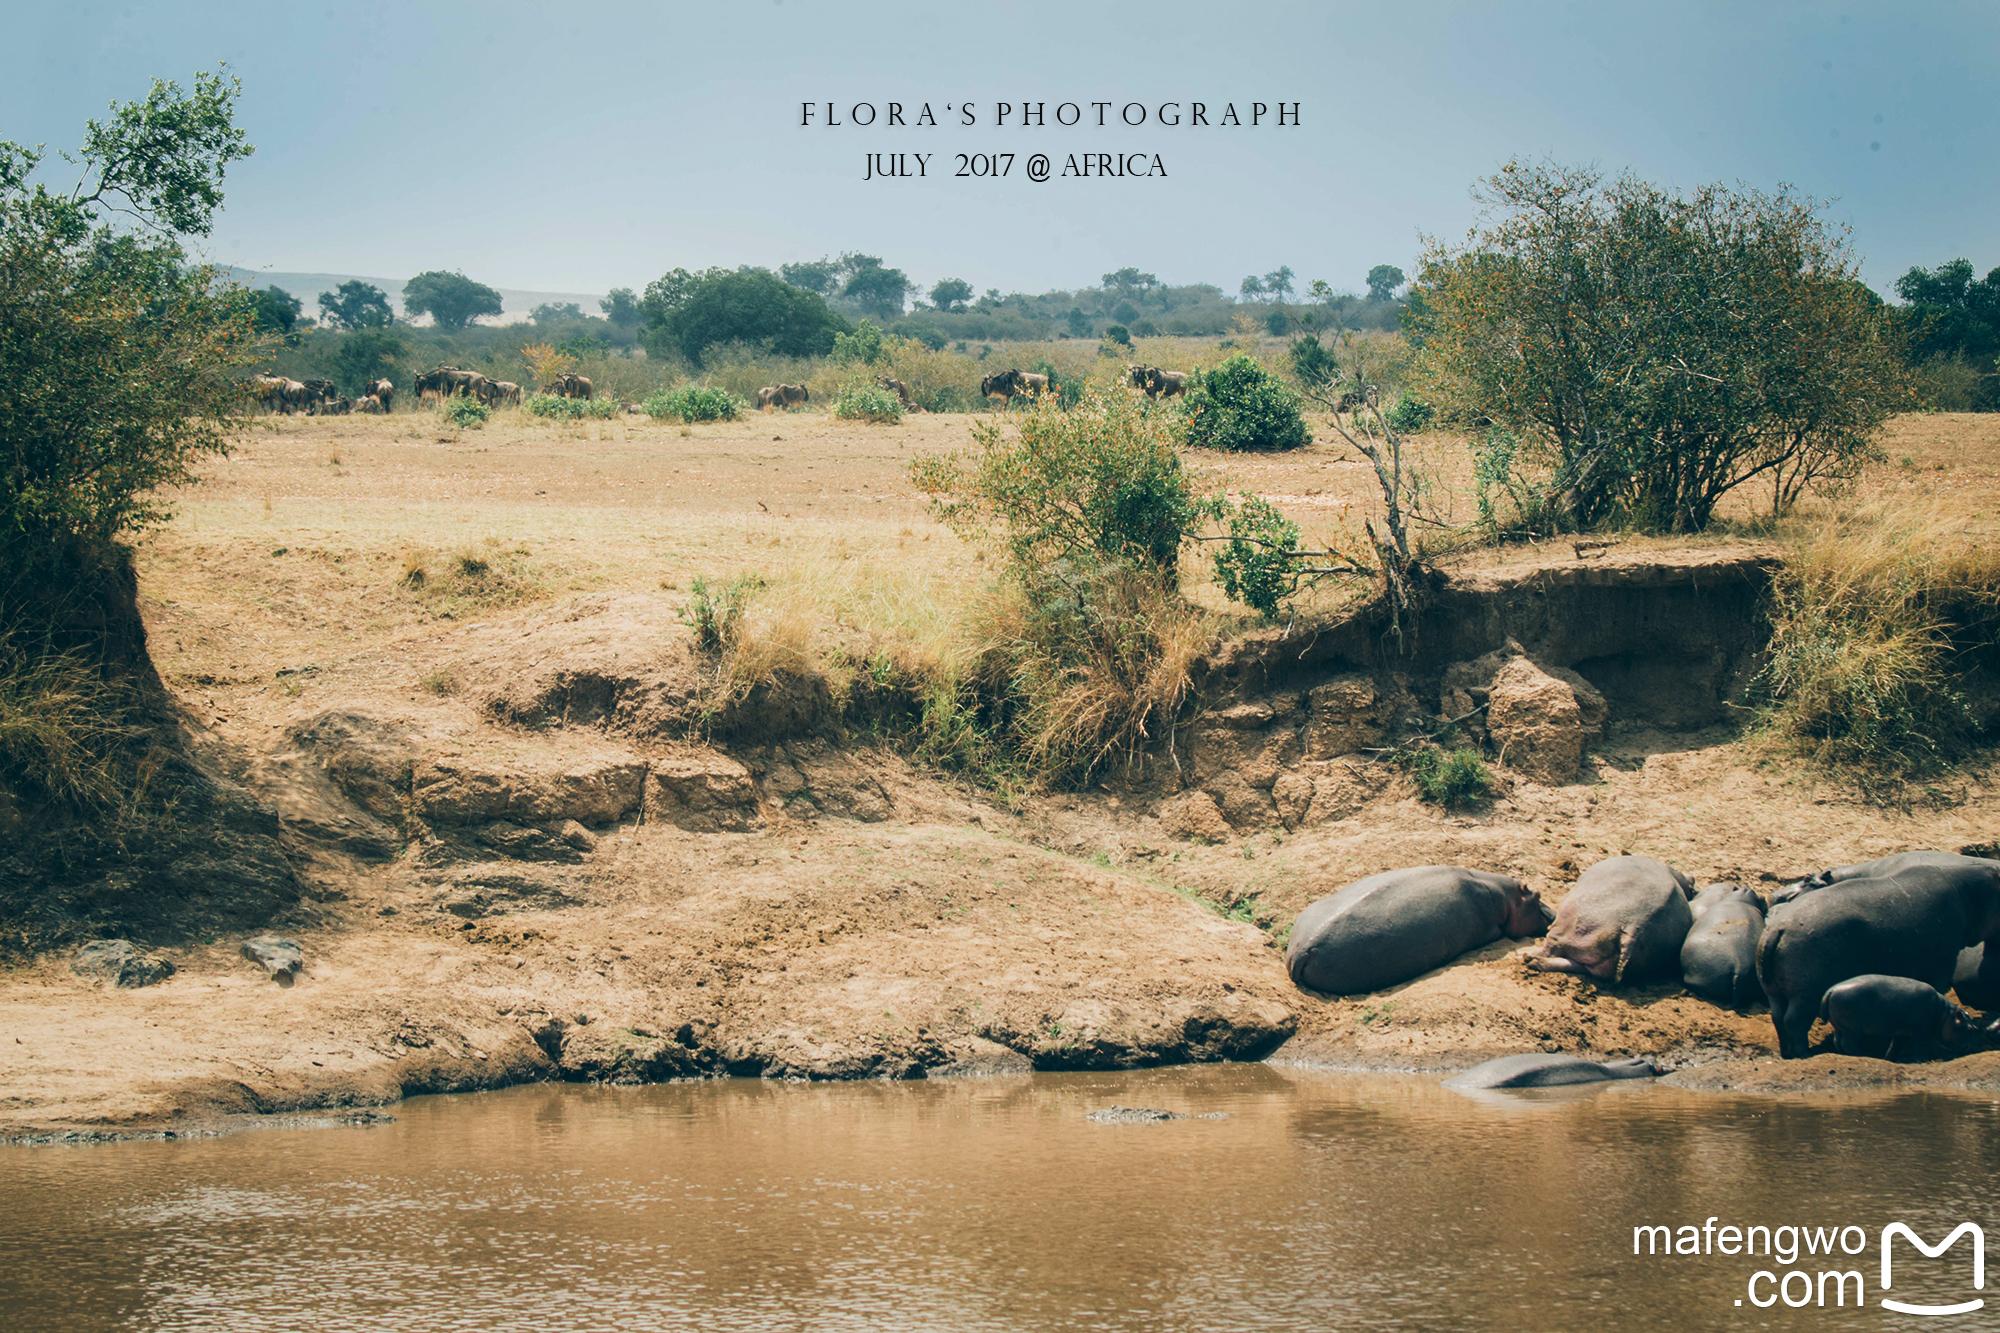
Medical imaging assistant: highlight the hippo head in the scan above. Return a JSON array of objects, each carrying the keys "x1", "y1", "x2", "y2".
[{"x1": 1504, "y1": 885, "x2": 1554, "y2": 938}]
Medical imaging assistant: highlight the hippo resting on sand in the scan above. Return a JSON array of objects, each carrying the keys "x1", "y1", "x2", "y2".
[
  {"x1": 1955, "y1": 944, "x2": 2000, "y2": 1011},
  {"x1": 1819, "y1": 974, "x2": 1992, "y2": 1062},
  {"x1": 1758, "y1": 858, "x2": 2000, "y2": 1058},
  {"x1": 1285, "y1": 866, "x2": 1551, "y2": 996},
  {"x1": 1522, "y1": 855, "x2": 1694, "y2": 985},
  {"x1": 1680, "y1": 884, "x2": 1765, "y2": 1008},
  {"x1": 1768, "y1": 850, "x2": 1996, "y2": 906},
  {"x1": 1443, "y1": 1053, "x2": 1663, "y2": 1090}
]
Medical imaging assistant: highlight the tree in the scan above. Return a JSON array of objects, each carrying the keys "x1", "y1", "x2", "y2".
[
  {"x1": 600, "y1": 287, "x2": 639, "y2": 327},
  {"x1": 1410, "y1": 160, "x2": 1912, "y2": 531},
  {"x1": 929, "y1": 277, "x2": 973, "y2": 313},
  {"x1": 249, "y1": 285, "x2": 301, "y2": 337},
  {"x1": 402, "y1": 269, "x2": 503, "y2": 329},
  {"x1": 530, "y1": 300, "x2": 585, "y2": 324},
  {"x1": 332, "y1": 328, "x2": 405, "y2": 396},
  {"x1": 639, "y1": 266, "x2": 849, "y2": 367},
  {"x1": 1065, "y1": 308, "x2": 1091, "y2": 338},
  {"x1": 1239, "y1": 275, "x2": 1265, "y2": 301},
  {"x1": 1894, "y1": 258, "x2": 2000, "y2": 365},
  {"x1": 1263, "y1": 266, "x2": 1295, "y2": 303},
  {"x1": 1, "y1": 67, "x2": 255, "y2": 592},
  {"x1": 1366, "y1": 264, "x2": 1406, "y2": 302},
  {"x1": 841, "y1": 257, "x2": 914, "y2": 319},
  {"x1": 779, "y1": 256, "x2": 841, "y2": 295},
  {"x1": 318, "y1": 278, "x2": 392, "y2": 329},
  {"x1": 1103, "y1": 266, "x2": 1159, "y2": 304}
]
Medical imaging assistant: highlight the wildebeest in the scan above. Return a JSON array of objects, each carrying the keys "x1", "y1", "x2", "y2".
[
  {"x1": 1141, "y1": 367, "x2": 1187, "y2": 400},
  {"x1": 875, "y1": 375, "x2": 914, "y2": 408},
  {"x1": 415, "y1": 366, "x2": 479, "y2": 404},
  {"x1": 354, "y1": 393, "x2": 384, "y2": 414},
  {"x1": 544, "y1": 372, "x2": 594, "y2": 400},
  {"x1": 492, "y1": 381, "x2": 522, "y2": 407},
  {"x1": 310, "y1": 395, "x2": 352, "y2": 416},
  {"x1": 1019, "y1": 372, "x2": 1050, "y2": 397},
  {"x1": 756, "y1": 385, "x2": 781, "y2": 412},
  {"x1": 778, "y1": 383, "x2": 809, "y2": 408},
  {"x1": 980, "y1": 368, "x2": 1026, "y2": 403},
  {"x1": 251, "y1": 374, "x2": 290, "y2": 413},
  {"x1": 369, "y1": 378, "x2": 394, "y2": 412}
]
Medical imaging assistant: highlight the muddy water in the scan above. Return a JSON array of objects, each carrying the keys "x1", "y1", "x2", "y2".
[{"x1": 3, "y1": 1067, "x2": 1997, "y2": 1331}]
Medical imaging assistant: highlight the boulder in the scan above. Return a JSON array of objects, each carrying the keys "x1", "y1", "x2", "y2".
[
  {"x1": 1272, "y1": 773, "x2": 1316, "y2": 829},
  {"x1": 1305, "y1": 676, "x2": 1385, "y2": 759},
  {"x1": 71, "y1": 939, "x2": 176, "y2": 988},
  {"x1": 287, "y1": 711, "x2": 419, "y2": 819},
  {"x1": 1159, "y1": 790, "x2": 1233, "y2": 843},
  {"x1": 412, "y1": 750, "x2": 646, "y2": 827},
  {"x1": 644, "y1": 753, "x2": 760, "y2": 832},
  {"x1": 240, "y1": 935, "x2": 305, "y2": 985},
  {"x1": 1440, "y1": 645, "x2": 1606, "y2": 785}
]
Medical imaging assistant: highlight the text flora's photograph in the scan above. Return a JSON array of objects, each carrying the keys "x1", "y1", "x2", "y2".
[{"x1": 4, "y1": 0, "x2": 2000, "y2": 1328}]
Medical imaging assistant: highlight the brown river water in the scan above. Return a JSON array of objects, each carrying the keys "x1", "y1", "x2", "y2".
[{"x1": 3, "y1": 1065, "x2": 1996, "y2": 1331}]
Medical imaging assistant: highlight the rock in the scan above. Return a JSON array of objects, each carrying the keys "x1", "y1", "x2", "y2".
[
  {"x1": 287, "y1": 711, "x2": 418, "y2": 819},
  {"x1": 790, "y1": 747, "x2": 894, "y2": 822},
  {"x1": 1305, "y1": 676, "x2": 1384, "y2": 759},
  {"x1": 643, "y1": 752, "x2": 760, "y2": 832},
  {"x1": 1441, "y1": 644, "x2": 1605, "y2": 785},
  {"x1": 474, "y1": 821, "x2": 583, "y2": 862},
  {"x1": 1087, "y1": 1106, "x2": 1229, "y2": 1123},
  {"x1": 240, "y1": 935, "x2": 304, "y2": 985},
  {"x1": 1305, "y1": 764, "x2": 1385, "y2": 824},
  {"x1": 412, "y1": 750, "x2": 646, "y2": 827},
  {"x1": 1159, "y1": 790, "x2": 1233, "y2": 843},
  {"x1": 558, "y1": 819, "x2": 597, "y2": 852},
  {"x1": 1191, "y1": 725, "x2": 1299, "y2": 789},
  {"x1": 1272, "y1": 773, "x2": 1315, "y2": 829},
  {"x1": 71, "y1": 940, "x2": 176, "y2": 988},
  {"x1": 432, "y1": 867, "x2": 578, "y2": 918}
]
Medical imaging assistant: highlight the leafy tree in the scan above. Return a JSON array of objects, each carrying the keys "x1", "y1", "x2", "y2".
[
  {"x1": 639, "y1": 265, "x2": 848, "y2": 367},
  {"x1": 1288, "y1": 332, "x2": 1338, "y2": 389},
  {"x1": 530, "y1": 300, "x2": 586, "y2": 324},
  {"x1": 332, "y1": 328, "x2": 405, "y2": 396},
  {"x1": 842, "y1": 257, "x2": 914, "y2": 319},
  {"x1": 1893, "y1": 258, "x2": 2000, "y2": 365},
  {"x1": 600, "y1": 286, "x2": 640, "y2": 327},
  {"x1": 1102, "y1": 267, "x2": 1159, "y2": 304},
  {"x1": 1103, "y1": 325, "x2": 1132, "y2": 347},
  {"x1": 1239, "y1": 274, "x2": 1265, "y2": 301},
  {"x1": 779, "y1": 256, "x2": 841, "y2": 295},
  {"x1": 318, "y1": 278, "x2": 392, "y2": 329},
  {"x1": 403, "y1": 269, "x2": 503, "y2": 329},
  {"x1": 1265, "y1": 310, "x2": 1290, "y2": 337},
  {"x1": 929, "y1": 277, "x2": 973, "y2": 312},
  {"x1": 249, "y1": 284, "x2": 301, "y2": 336},
  {"x1": 1409, "y1": 160, "x2": 1911, "y2": 531},
  {"x1": 1366, "y1": 264, "x2": 1405, "y2": 302},
  {"x1": 1263, "y1": 266, "x2": 1295, "y2": 303},
  {"x1": 1183, "y1": 354, "x2": 1311, "y2": 453},
  {"x1": 1065, "y1": 307, "x2": 1091, "y2": 338},
  {"x1": 830, "y1": 319, "x2": 885, "y2": 365}
]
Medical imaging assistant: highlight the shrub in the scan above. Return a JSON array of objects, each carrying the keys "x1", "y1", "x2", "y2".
[
  {"x1": 1288, "y1": 332, "x2": 1338, "y2": 390},
  {"x1": 1384, "y1": 394, "x2": 1435, "y2": 433},
  {"x1": 526, "y1": 393, "x2": 617, "y2": 420},
  {"x1": 1103, "y1": 324, "x2": 1132, "y2": 347},
  {"x1": 645, "y1": 385, "x2": 746, "y2": 422},
  {"x1": 680, "y1": 574, "x2": 761, "y2": 651},
  {"x1": 835, "y1": 382, "x2": 903, "y2": 423},
  {"x1": 1404, "y1": 745, "x2": 1492, "y2": 809},
  {"x1": 830, "y1": 319, "x2": 886, "y2": 365},
  {"x1": 442, "y1": 397, "x2": 489, "y2": 428},
  {"x1": 1183, "y1": 353, "x2": 1312, "y2": 452}
]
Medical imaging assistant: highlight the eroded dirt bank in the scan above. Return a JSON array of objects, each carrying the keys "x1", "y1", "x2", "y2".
[{"x1": 10, "y1": 536, "x2": 2000, "y2": 1141}]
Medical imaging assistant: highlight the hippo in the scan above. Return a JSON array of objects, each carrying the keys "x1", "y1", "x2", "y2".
[
  {"x1": 1285, "y1": 866, "x2": 1551, "y2": 996},
  {"x1": 1679, "y1": 884, "x2": 1766, "y2": 1008},
  {"x1": 1769, "y1": 850, "x2": 1994, "y2": 906},
  {"x1": 1818, "y1": 974, "x2": 1990, "y2": 1062},
  {"x1": 1522, "y1": 855, "x2": 1695, "y2": 984},
  {"x1": 1953, "y1": 944, "x2": 2000, "y2": 1011},
  {"x1": 1758, "y1": 859, "x2": 2000, "y2": 1058},
  {"x1": 1442, "y1": 1053, "x2": 1664, "y2": 1089}
]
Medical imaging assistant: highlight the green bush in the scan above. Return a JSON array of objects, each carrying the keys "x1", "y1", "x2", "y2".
[
  {"x1": 835, "y1": 382, "x2": 903, "y2": 423},
  {"x1": 679, "y1": 574, "x2": 761, "y2": 651},
  {"x1": 830, "y1": 319, "x2": 886, "y2": 366},
  {"x1": 526, "y1": 393, "x2": 618, "y2": 420},
  {"x1": 645, "y1": 385, "x2": 746, "y2": 422},
  {"x1": 1288, "y1": 332, "x2": 1338, "y2": 390},
  {"x1": 1211, "y1": 496, "x2": 1303, "y2": 619},
  {"x1": 1183, "y1": 353, "x2": 1311, "y2": 452},
  {"x1": 442, "y1": 397, "x2": 489, "y2": 428},
  {"x1": 1404, "y1": 746, "x2": 1492, "y2": 809},
  {"x1": 1103, "y1": 324, "x2": 1132, "y2": 347},
  {"x1": 1385, "y1": 394, "x2": 1435, "y2": 433}
]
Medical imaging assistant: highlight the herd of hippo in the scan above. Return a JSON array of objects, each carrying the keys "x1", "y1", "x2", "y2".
[{"x1": 1285, "y1": 851, "x2": 2000, "y2": 1078}]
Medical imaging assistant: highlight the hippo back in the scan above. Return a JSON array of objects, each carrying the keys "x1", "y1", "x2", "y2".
[
  {"x1": 1443, "y1": 1053, "x2": 1661, "y2": 1089},
  {"x1": 1544, "y1": 855, "x2": 1695, "y2": 984},
  {"x1": 1759, "y1": 868, "x2": 1981, "y2": 1014},
  {"x1": 1680, "y1": 891, "x2": 1766, "y2": 1008},
  {"x1": 1286, "y1": 866, "x2": 1534, "y2": 996}
]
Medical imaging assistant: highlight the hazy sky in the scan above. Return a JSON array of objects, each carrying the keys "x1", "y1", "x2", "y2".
[{"x1": 8, "y1": 1, "x2": 1996, "y2": 301}]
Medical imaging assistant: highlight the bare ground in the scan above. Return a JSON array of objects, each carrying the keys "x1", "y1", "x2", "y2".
[{"x1": 8, "y1": 408, "x2": 2000, "y2": 1139}]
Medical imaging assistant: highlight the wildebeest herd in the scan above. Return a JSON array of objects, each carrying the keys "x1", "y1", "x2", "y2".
[
  {"x1": 252, "y1": 375, "x2": 391, "y2": 416},
  {"x1": 251, "y1": 364, "x2": 596, "y2": 415},
  {"x1": 1125, "y1": 364, "x2": 1188, "y2": 399},
  {"x1": 1286, "y1": 851, "x2": 2000, "y2": 1074}
]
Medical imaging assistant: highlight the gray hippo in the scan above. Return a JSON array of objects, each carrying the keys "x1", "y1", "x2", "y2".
[
  {"x1": 1522, "y1": 856, "x2": 1695, "y2": 984},
  {"x1": 1953, "y1": 944, "x2": 2000, "y2": 1011},
  {"x1": 1769, "y1": 850, "x2": 1994, "y2": 906},
  {"x1": 1680, "y1": 884, "x2": 1766, "y2": 1008},
  {"x1": 1442, "y1": 1053, "x2": 1663, "y2": 1089},
  {"x1": 1758, "y1": 859, "x2": 2000, "y2": 1058},
  {"x1": 1819, "y1": 974, "x2": 1990, "y2": 1061},
  {"x1": 1285, "y1": 866, "x2": 1551, "y2": 996}
]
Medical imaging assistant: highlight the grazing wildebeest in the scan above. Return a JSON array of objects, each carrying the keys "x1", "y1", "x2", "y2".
[
  {"x1": 875, "y1": 375, "x2": 915, "y2": 408},
  {"x1": 311, "y1": 395, "x2": 352, "y2": 416},
  {"x1": 1018, "y1": 372, "x2": 1050, "y2": 397},
  {"x1": 980, "y1": 368, "x2": 1026, "y2": 404},
  {"x1": 369, "y1": 378, "x2": 394, "y2": 412},
  {"x1": 778, "y1": 383, "x2": 809, "y2": 408},
  {"x1": 756, "y1": 386, "x2": 781, "y2": 413},
  {"x1": 299, "y1": 379, "x2": 338, "y2": 412},
  {"x1": 544, "y1": 372, "x2": 594, "y2": 400},
  {"x1": 279, "y1": 379, "x2": 311, "y2": 414},
  {"x1": 492, "y1": 381, "x2": 521, "y2": 407},
  {"x1": 354, "y1": 393, "x2": 384, "y2": 414},
  {"x1": 1141, "y1": 367, "x2": 1187, "y2": 400},
  {"x1": 252, "y1": 374, "x2": 290, "y2": 413}
]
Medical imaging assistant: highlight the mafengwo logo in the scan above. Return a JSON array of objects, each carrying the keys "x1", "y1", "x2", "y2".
[{"x1": 1633, "y1": 1218, "x2": 1984, "y2": 1314}]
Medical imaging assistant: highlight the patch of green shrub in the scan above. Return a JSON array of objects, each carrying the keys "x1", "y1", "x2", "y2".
[
  {"x1": 831, "y1": 319, "x2": 886, "y2": 366},
  {"x1": 526, "y1": 393, "x2": 617, "y2": 420},
  {"x1": 442, "y1": 397, "x2": 489, "y2": 428},
  {"x1": 1404, "y1": 746, "x2": 1492, "y2": 809},
  {"x1": 835, "y1": 382, "x2": 903, "y2": 423},
  {"x1": 645, "y1": 385, "x2": 746, "y2": 423},
  {"x1": 1384, "y1": 394, "x2": 1435, "y2": 433},
  {"x1": 679, "y1": 574, "x2": 762, "y2": 650},
  {"x1": 1183, "y1": 353, "x2": 1311, "y2": 453}
]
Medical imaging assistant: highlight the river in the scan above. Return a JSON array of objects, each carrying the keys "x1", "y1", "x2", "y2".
[{"x1": 2, "y1": 1066, "x2": 1994, "y2": 1330}]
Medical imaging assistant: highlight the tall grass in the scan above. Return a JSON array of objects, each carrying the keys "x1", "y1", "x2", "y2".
[
  {"x1": 0, "y1": 635, "x2": 158, "y2": 816},
  {"x1": 1757, "y1": 504, "x2": 2000, "y2": 782}
]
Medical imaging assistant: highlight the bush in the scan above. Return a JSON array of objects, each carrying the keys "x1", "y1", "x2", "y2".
[
  {"x1": 835, "y1": 382, "x2": 903, "y2": 423},
  {"x1": 1103, "y1": 324, "x2": 1132, "y2": 347},
  {"x1": 1384, "y1": 394, "x2": 1435, "y2": 433},
  {"x1": 639, "y1": 266, "x2": 848, "y2": 368},
  {"x1": 442, "y1": 397, "x2": 489, "y2": 428},
  {"x1": 1288, "y1": 332, "x2": 1339, "y2": 390},
  {"x1": 1404, "y1": 745, "x2": 1492, "y2": 809},
  {"x1": 526, "y1": 393, "x2": 617, "y2": 420},
  {"x1": 1183, "y1": 353, "x2": 1312, "y2": 452},
  {"x1": 680, "y1": 574, "x2": 761, "y2": 651},
  {"x1": 830, "y1": 319, "x2": 886, "y2": 365},
  {"x1": 645, "y1": 385, "x2": 746, "y2": 422}
]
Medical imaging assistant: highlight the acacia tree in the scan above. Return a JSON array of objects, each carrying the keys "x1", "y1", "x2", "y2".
[
  {"x1": 402, "y1": 269, "x2": 502, "y2": 328},
  {"x1": 1410, "y1": 161, "x2": 1912, "y2": 531},
  {"x1": 317, "y1": 278, "x2": 392, "y2": 329}
]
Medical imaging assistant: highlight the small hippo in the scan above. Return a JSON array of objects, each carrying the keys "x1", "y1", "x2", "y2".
[
  {"x1": 1680, "y1": 884, "x2": 1766, "y2": 1008},
  {"x1": 1523, "y1": 855, "x2": 1695, "y2": 985},
  {"x1": 1442, "y1": 1053, "x2": 1664, "y2": 1089},
  {"x1": 1818, "y1": 974, "x2": 1991, "y2": 1062},
  {"x1": 1285, "y1": 866, "x2": 1551, "y2": 996}
]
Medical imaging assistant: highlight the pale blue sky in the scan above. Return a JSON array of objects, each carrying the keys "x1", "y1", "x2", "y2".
[{"x1": 8, "y1": 1, "x2": 1995, "y2": 300}]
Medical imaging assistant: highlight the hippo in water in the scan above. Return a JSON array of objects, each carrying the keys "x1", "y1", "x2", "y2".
[
  {"x1": 1679, "y1": 884, "x2": 1765, "y2": 1008},
  {"x1": 1819, "y1": 974, "x2": 1991, "y2": 1062},
  {"x1": 1522, "y1": 856, "x2": 1695, "y2": 985},
  {"x1": 1442, "y1": 1053, "x2": 1663, "y2": 1089},
  {"x1": 1285, "y1": 866, "x2": 1551, "y2": 996},
  {"x1": 1758, "y1": 859, "x2": 2000, "y2": 1058}
]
